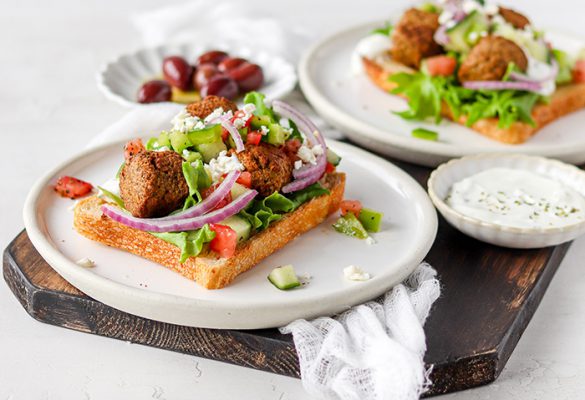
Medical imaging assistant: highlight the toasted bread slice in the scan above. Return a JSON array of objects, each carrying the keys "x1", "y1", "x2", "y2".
[
  {"x1": 362, "y1": 55, "x2": 585, "y2": 144},
  {"x1": 74, "y1": 172, "x2": 345, "y2": 289}
]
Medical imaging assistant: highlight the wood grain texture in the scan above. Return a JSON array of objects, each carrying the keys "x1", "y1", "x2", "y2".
[{"x1": 2, "y1": 158, "x2": 570, "y2": 396}]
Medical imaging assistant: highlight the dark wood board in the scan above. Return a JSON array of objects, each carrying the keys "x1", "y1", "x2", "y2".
[{"x1": 3, "y1": 159, "x2": 570, "y2": 397}]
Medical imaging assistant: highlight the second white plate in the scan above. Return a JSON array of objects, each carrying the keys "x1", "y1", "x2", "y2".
[
  {"x1": 299, "y1": 22, "x2": 585, "y2": 167},
  {"x1": 23, "y1": 139, "x2": 437, "y2": 329}
]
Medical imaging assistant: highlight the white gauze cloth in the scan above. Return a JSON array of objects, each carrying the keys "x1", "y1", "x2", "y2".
[{"x1": 88, "y1": 4, "x2": 443, "y2": 399}]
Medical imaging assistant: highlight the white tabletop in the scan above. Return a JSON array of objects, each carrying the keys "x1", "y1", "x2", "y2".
[{"x1": 1, "y1": 0, "x2": 584, "y2": 398}]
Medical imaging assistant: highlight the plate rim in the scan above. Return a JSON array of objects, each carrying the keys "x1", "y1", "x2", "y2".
[
  {"x1": 96, "y1": 41, "x2": 298, "y2": 108},
  {"x1": 299, "y1": 21, "x2": 585, "y2": 166},
  {"x1": 23, "y1": 138, "x2": 437, "y2": 329}
]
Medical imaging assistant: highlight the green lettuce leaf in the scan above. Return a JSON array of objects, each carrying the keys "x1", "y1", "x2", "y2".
[
  {"x1": 243, "y1": 91, "x2": 277, "y2": 122},
  {"x1": 552, "y1": 49, "x2": 575, "y2": 84},
  {"x1": 151, "y1": 225, "x2": 216, "y2": 263},
  {"x1": 240, "y1": 183, "x2": 330, "y2": 231},
  {"x1": 389, "y1": 71, "x2": 542, "y2": 129},
  {"x1": 181, "y1": 160, "x2": 211, "y2": 210}
]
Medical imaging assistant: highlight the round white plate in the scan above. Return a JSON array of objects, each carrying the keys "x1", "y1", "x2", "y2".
[
  {"x1": 23, "y1": 139, "x2": 436, "y2": 329},
  {"x1": 98, "y1": 42, "x2": 297, "y2": 107},
  {"x1": 299, "y1": 22, "x2": 585, "y2": 167}
]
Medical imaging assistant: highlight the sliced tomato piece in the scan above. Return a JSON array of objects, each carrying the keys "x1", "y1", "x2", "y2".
[
  {"x1": 231, "y1": 110, "x2": 252, "y2": 127},
  {"x1": 340, "y1": 199, "x2": 362, "y2": 217},
  {"x1": 124, "y1": 138, "x2": 145, "y2": 160},
  {"x1": 236, "y1": 171, "x2": 252, "y2": 188},
  {"x1": 247, "y1": 131, "x2": 262, "y2": 145},
  {"x1": 209, "y1": 224, "x2": 238, "y2": 258},
  {"x1": 285, "y1": 138, "x2": 302, "y2": 154},
  {"x1": 325, "y1": 162, "x2": 336, "y2": 174},
  {"x1": 221, "y1": 128, "x2": 229, "y2": 141},
  {"x1": 424, "y1": 55, "x2": 457, "y2": 77},
  {"x1": 573, "y1": 59, "x2": 585, "y2": 83},
  {"x1": 54, "y1": 176, "x2": 93, "y2": 199}
]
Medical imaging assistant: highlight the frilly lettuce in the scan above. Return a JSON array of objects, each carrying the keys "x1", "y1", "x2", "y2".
[{"x1": 151, "y1": 225, "x2": 216, "y2": 263}]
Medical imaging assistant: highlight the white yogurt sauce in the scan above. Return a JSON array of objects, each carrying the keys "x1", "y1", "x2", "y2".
[
  {"x1": 351, "y1": 34, "x2": 393, "y2": 74},
  {"x1": 446, "y1": 168, "x2": 585, "y2": 228}
]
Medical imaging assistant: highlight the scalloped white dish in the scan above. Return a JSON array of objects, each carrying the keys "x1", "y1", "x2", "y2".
[
  {"x1": 98, "y1": 42, "x2": 297, "y2": 107},
  {"x1": 23, "y1": 139, "x2": 437, "y2": 329},
  {"x1": 299, "y1": 22, "x2": 585, "y2": 167},
  {"x1": 428, "y1": 153, "x2": 585, "y2": 248}
]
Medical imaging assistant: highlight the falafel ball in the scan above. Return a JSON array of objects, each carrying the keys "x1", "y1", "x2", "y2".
[
  {"x1": 233, "y1": 143, "x2": 294, "y2": 197},
  {"x1": 499, "y1": 7, "x2": 531, "y2": 30},
  {"x1": 391, "y1": 8, "x2": 443, "y2": 69},
  {"x1": 186, "y1": 95, "x2": 238, "y2": 119},
  {"x1": 119, "y1": 151, "x2": 189, "y2": 218},
  {"x1": 458, "y1": 36, "x2": 528, "y2": 82}
]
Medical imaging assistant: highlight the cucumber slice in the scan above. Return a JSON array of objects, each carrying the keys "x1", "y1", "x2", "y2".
[
  {"x1": 230, "y1": 182, "x2": 249, "y2": 199},
  {"x1": 196, "y1": 141, "x2": 227, "y2": 163},
  {"x1": 493, "y1": 22, "x2": 548, "y2": 62},
  {"x1": 326, "y1": 148, "x2": 342, "y2": 166},
  {"x1": 145, "y1": 137, "x2": 159, "y2": 150},
  {"x1": 250, "y1": 115, "x2": 272, "y2": 129},
  {"x1": 158, "y1": 131, "x2": 171, "y2": 147},
  {"x1": 358, "y1": 208, "x2": 383, "y2": 232},
  {"x1": 221, "y1": 215, "x2": 252, "y2": 243},
  {"x1": 170, "y1": 131, "x2": 192, "y2": 153},
  {"x1": 412, "y1": 128, "x2": 439, "y2": 141},
  {"x1": 445, "y1": 11, "x2": 489, "y2": 53},
  {"x1": 268, "y1": 265, "x2": 301, "y2": 290},
  {"x1": 188, "y1": 124, "x2": 222, "y2": 145}
]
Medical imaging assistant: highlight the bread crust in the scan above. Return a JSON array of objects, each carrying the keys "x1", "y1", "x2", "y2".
[
  {"x1": 74, "y1": 172, "x2": 345, "y2": 289},
  {"x1": 362, "y1": 56, "x2": 585, "y2": 144}
]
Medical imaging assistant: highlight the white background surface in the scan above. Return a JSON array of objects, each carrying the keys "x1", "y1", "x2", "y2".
[{"x1": 1, "y1": 0, "x2": 584, "y2": 398}]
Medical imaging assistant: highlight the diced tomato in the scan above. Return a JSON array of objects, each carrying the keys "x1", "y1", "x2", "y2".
[
  {"x1": 325, "y1": 162, "x2": 336, "y2": 174},
  {"x1": 424, "y1": 55, "x2": 457, "y2": 77},
  {"x1": 573, "y1": 60, "x2": 585, "y2": 83},
  {"x1": 209, "y1": 224, "x2": 238, "y2": 258},
  {"x1": 247, "y1": 131, "x2": 262, "y2": 145},
  {"x1": 202, "y1": 182, "x2": 232, "y2": 210},
  {"x1": 124, "y1": 138, "x2": 145, "y2": 160},
  {"x1": 54, "y1": 176, "x2": 94, "y2": 199},
  {"x1": 221, "y1": 128, "x2": 229, "y2": 141},
  {"x1": 340, "y1": 199, "x2": 362, "y2": 217},
  {"x1": 285, "y1": 138, "x2": 302, "y2": 154},
  {"x1": 236, "y1": 171, "x2": 252, "y2": 188}
]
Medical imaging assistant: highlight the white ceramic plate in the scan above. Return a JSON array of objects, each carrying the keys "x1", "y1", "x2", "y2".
[
  {"x1": 428, "y1": 153, "x2": 585, "y2": 248},
  {"x1": 23, "y1": 139, "x2": 437, "y2": 329},
  {"x1": 98, "y1": 42, "x2": 297, "y2": 107},
  {"x1": 299, "y1": 22, "x2": 585, "y2": 167}
]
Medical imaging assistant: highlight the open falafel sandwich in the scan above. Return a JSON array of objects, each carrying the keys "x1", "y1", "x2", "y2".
[
  {"x1": 74, "y1": 93, "x2": 345, "y2": 289},
  {"x1": 356, "y1": 0, "x2": 585, "y2": 144}
]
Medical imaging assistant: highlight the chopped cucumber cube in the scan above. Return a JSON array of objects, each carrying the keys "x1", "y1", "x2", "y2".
[
  {"x1": 158, "y1": 131, "x2": 171, "y2": 147},
  {"x1": 445, "y1": 11, "x2": 489, "y2": 53},
  {"x1": 412, "y1": 128, "x2": 439, "y2": 141},
  {"x1": 332, "y1": 213, "x2": 369, "y2": 239},
  {"x1": 230, "y1": 182, "x2": 249, "y2": 200},
  {"x1": 145, "y1": 137, "x2": 159, "y2": 150},
  {"x1": 268, "y1": 265, "x2": 301, "y2": 290},
  {"x1": 358, "y1": 208, "x2": 383, "y2": 232},
  {"x1": 326, "y1": 148, "x2": 342, "y2": 166},
  {"x1": 250, "y1": 115, "x2": 272, "y2": 129},
  {"x1": 221, "y1": 215, "x2": 252, "y2": 243},
  {"x1": 182, "y1": 150, "x2": 202, "y2": 163},
  {"x1": 187, "y1": 124, "x2": 222, "y2": 145},
  {"x1": 170, "y1": 131, "x2": 192, "y2": 153},
  {"x1": 196, "y1": 140, "x2": 227, "y2": 163},
  {"x1": 265, "y1": 123, "x2": 288, "y2": 146}
]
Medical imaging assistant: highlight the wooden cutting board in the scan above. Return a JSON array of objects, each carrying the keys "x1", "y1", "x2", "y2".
[{"x1": 2, "y1": 159, "x2": 570, "y2": 397}]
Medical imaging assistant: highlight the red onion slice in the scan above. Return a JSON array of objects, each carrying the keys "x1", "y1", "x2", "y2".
[
  {"x1": 211, "y1": 117, "x2": 244, "y2": 152},
  {"x1": 272, "y1": 100, "x2": 322, "y2": 147},
  {"x1": 434, "y1": 25, "x2": 450, "y2": 45},
  {"x1": 282, "y1": 174, "x2": 322, "y2": 194},
  {"x1": 154, "y1": 170, "x2": 240, "y2": 221},
  {"x1": 462, "y1": 80, "x2": 543, "y2": 92},
  {"x1": 509, "y1": 59, "x2": 558, "y2": 84},
  {"x1": 101, "y1": 189, "x2": 257, "y2": 233}
]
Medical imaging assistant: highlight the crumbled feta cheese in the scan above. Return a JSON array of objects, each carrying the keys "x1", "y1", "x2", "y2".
[
  {"x1": 462, "y1": 0, "x2": 479, "y2": 14},
  {"x1": 343, "y1": 265, "x2": 371, "y2": 281},
  {"x1": 299, "y1": 273, "x2": 313, "y2": 286},
  {"x1": 171, "y1": 109, "x2": 205, "y2": 133},
  {"x1": 312, "y1": 144, "x2": 324, "y2": 156},
  {"x1": 366, "y1": 236, "x2": 377, "y2": 245},
  {"x1": 468, "y1": 31, "x2": 479, "y2": 43},
  {"x1": 260, "y1": 125, "x2": 270, "y2": 135},
  {"x1": 297, "y1": 143, "x2": 317, "y2": 165},
  {"x1": 205, "y1": 151, "x2": 244, "y2": 182},
  {"x1": 439, "y1": 11, "x2": 454, "y2": 25},
  {"x1": 182, "y1": 149, "x2": 190, "y2": 157},
  {"x1": 484, "y1": 3, "x2": 498, "y2": 15},
  {"x1": 76, "y1": 257, "x2": 96, "y2": 268},
  {"x1": 294, "y1": 160, "x2": 303, "y2": 170},
  {"x1": 242, "y1": 103, "x2": 256, "y2": 114},
  {"x1": 203, "y1": 107, "x2": 227, "y2": 124},
  {"x1": 154, "y1": 146, "x2": 170, "y2": 152}
]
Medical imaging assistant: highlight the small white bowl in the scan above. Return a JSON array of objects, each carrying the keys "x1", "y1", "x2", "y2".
[
  {"x1": 97, "y1": 42, "x2": 297, "y2": 108},
  {"x1": 428, "y1": 153, "x2": 585, "y2": 248}
]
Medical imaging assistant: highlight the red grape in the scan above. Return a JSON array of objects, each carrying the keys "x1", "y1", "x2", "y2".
[
  {"x1": 137, "y1": 80, "x2": 172, "y2": 103},
  {"x1": 197, "y1": 50, "x2": 228, "y2": 66},
  {"x1": 201, "y1": 75, "x2": 239, "y2": 100},
  {"x1": 218, "y1": 57, "x2": 247, "y2": 73},
  {"x1": 228, "y1": 63, "x2": 264, "y2": 92},
  {"x1": 193, "y1": 63, "x2": 219, "y2": 91},
  {"x1": 162, "y1": 56, "x2": 193, "y2": 91}
]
